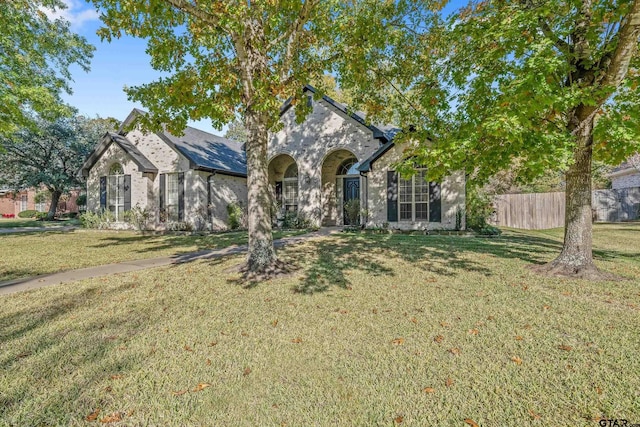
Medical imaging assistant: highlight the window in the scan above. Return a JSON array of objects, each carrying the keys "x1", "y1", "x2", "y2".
[
  {"x1": 20, "y1": 194, "x2": 28, "y2": 212},
  {"x1": 107, "y1": 163, "x2": 125, "y2": 221},
  {"x1": 396, "y1": 169, "x2": 437, "y2": 222},
  {"x1": 283, "y1": 163, "x2": 298, "y2": 212},
  {"x1": 165, "y1": 173, "x2": 180, "y2": 221},
  {"x1": 337, "y1": 158, "x2": 359, "y2": 176}
]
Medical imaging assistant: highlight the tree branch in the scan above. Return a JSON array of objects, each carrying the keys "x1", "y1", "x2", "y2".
[
  {"x1": 162, "y1": 0, "x2": 228, "y2": 33},
  {"x1": 538, "y1": 18, "x2": 571, "y2": 53},
  {"x1": 600, "y1": 0, "x2": 640, "y2": 89},
  {"x1": 278, "y1": 0, "x2": 320, "y2": 81}
]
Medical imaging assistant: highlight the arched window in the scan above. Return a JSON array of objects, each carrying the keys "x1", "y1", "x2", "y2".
[
  {"x1": 109, "y1": 163, "x2": 124, "y2": 175},
  {"x1": 284, "y1": 163, "x2": 298, "y2": 178},
  {"x1": 283, "y1": 162, "x2": 298, "y2": 212},
  {"x1": 107, "y1": 163, "x2": 125, "y2": 220},
  {"x1": 337, "y1": 157, "x2": 359, "y2": 176}
]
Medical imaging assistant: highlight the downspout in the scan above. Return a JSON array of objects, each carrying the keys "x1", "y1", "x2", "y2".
[
  {"x1": 207, "y1": 172, "x2": 216, "y2": 223},
  {"x1": 360, "y1": 171, "x2": 368, "y2": 227}
]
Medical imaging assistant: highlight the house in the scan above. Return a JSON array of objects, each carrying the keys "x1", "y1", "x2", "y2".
[
  {"x1": 0, "y1": 187, "x2": 81, "y2": 217},
  {"x1": 81, "y1": 87, "x2": 465, "y2": 230},
  {"x1": 80, "y1": 109, "x2": 248, "y2": 230},
  {"x1": 610, "y1": 160, "x2": 640, "y2": 190}
]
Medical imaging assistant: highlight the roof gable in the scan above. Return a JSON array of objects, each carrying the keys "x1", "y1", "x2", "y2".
[{"x1": 80, "y1": 132, "x2": 158, "y2": 177}]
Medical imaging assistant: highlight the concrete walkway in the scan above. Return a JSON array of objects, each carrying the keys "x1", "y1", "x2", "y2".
[
  {"x1": 0, "y1": 225, "x2": 77, "y2": 234},
  {"x1": 0, "y1": 227, "x2": 340, "y2": 296}
]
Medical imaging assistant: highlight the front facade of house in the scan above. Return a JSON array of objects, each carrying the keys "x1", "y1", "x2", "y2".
[
  {"x1": 83, "y1": 90, "x2": 465, "y2": 231},
  {"x1": 269, "y1": 86, "x2": 465, "y2": 230},
  {"x1": 81, "y1": 109, "x2": 248, "y2": 230}
]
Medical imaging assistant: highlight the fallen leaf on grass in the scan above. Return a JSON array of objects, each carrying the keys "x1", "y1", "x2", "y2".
[
  {"x1": 528, "y1": 409, "x2": 541, "y2": 420},
  {"x1": 291, "y1": 337, "x2": 303, "y2": 343},
  {"x1": 487, "y1": 315, "x2": 495, "y2": 321},
  {"x1": 468, "y1": 329, "x2": 479, "y2": 335},
  {"x1": 100, "y1": 412, "x2": 122, "y2": 423},
  {"x1": 434, "y1": 335, "x2": 444, "y2": 343},
  {"x1": 241, "y1": 332, "x2": 249, "y2": 337},
  {"x1": 272, "y1": 319, "x2": 278, "y2": 327},
  {"x1": 440, "y1": 321, "x2": 450, "y2": 327},
  {"x1": 445, "y1": 377, "x2": 454, "y2": 387},
  {"x1": 558, "y1": 345, "x2": 572, "y2": 351},
  {"x1": 15, "y1": 352, "x2": 31, "y2": 359},
  {"x1": 184, "y1": 345, "x2": 193, "y2": 352},
  {"x1": 515, "y1": 336, "x2": 523, "y2": 341},
  {"x1": 172, "y1": 389, "x2": 188, "y2": 396},
  {"x1": 391, "y1": 338, "x2": 405, "y2": 345},
  {"x1": 543, "y1": 305, "x2": 551, "y2": 310},
  {"x1": 394, "y1": 415, "x2": 404, "y2": 424},
  {"x1": 206, "y1": 359, "x2": 212, "y2": 366},
  {"x1": 464, "y1": 418, "x2": 479, "y2": 427},
  {"x1": 511, "y1": 356, "x2": 523, "y2": 365},
  {"x1": 596, "y1": 386, "x2": 603, "y2": 395},
  {"x1": 193, "y1": 383, "x2": 211, "y2": 392},
  {"x1": 243, "y1": 367, "x2": 252, "y2": 376},
  {"x1": 449, "y1": 348, "x2": 461, "y2": 356},
  {"x1": 110, "y1": 375, "x2": 123, "y2": 380},
  {"x1": 209, "y1": 341, "x2": 218, "y2": 347},
  {"x1": 423, "y1": 387, "x2": 435, "y2": 393},
  {"x1": 410, "y1": 317, "x2": 418, "y2": 324},
  {"x1": 86, "y1": 408, "x2": 101, "y2": 421}
]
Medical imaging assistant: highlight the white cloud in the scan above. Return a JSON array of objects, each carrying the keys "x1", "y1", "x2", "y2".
[{"x1": 41, "y1": 0, "x2": 100, "y2": 29}]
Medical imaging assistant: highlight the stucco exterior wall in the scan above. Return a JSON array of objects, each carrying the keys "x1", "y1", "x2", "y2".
[
  {"x1": 269, "y1": 99, "x2": 383, "y2": 226},
  {"x1": 366, "y1": 143, "x2": 466, "y2": 230},
  {"x1": 611, "y1": 170, "x2": 640, "y2": 190}
]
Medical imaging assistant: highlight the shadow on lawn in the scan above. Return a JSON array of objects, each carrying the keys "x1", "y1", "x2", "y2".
[
  {"x1": 0, "y1": 282, "x2": 141, "y2": 423},
  {"x1": 279, "y1": 231, "x2": 574, "y2": 294}
]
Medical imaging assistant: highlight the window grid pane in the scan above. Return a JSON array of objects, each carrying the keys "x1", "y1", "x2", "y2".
[
  {"x1": 400, "y1": 203, "x2": 412, "y2": 220},
  {"x1": 415, "y1": 203, "x2": 428, "y2": 220},
  {"x1": 166, "y1": 173, "x2": 179, "y2": 221},
  {"x1": 284, "y1": 179, "x2": 298, "y2": 211},
  {"x1": 415, "y1": 170, "x2": 429, "y2": 203},
  {"x1": 399, "y1": 177, "x2": 412, "y2": 203}
]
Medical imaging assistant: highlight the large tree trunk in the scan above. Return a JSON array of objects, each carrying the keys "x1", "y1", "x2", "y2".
[
  {"x1": 46, "y1": 189, "x2": 62, "y2": 221},
  {"x1": 244, "y1": 108, "x2": 278, "y2": 274},
  {"x1": 533, "y1": 115, "x2": 614, "y2": 280}
]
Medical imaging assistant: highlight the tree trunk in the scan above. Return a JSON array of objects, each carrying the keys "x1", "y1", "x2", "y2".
[
  {"x1": 47, "y1": 189, "x2": 62, "y2": 221},
  {"x1": 532, "y1": 116, "x2": 614, "y2": 280},
  {"x1": 244, "y1": 108, "x2": 278, "y2": 274}
]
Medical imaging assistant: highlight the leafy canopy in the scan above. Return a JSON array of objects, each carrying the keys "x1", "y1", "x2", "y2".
[{"x1": 0, "y1": 0, "x2": 94, "y2": 135}]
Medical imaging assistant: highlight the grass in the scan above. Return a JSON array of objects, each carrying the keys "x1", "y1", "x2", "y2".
[
  {"x1": 0, "y1": 218, "x2": 81, "y2": 229},
  {"x1": 1, "y1": 223, "x2": 639, "y2": 426},
  {"x1": 0, "y1": 229, "x2": 306, "y2": 282}
]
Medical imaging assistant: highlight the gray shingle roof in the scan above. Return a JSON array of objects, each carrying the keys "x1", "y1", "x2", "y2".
[{"x1": 157, "y1": 126, "x2": 247, "y2": 177}]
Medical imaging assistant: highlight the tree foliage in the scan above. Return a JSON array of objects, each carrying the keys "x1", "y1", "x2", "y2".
[
  {"x1": 0, "y1": 0, "x2": 94, "y2": 136},
  {"x1": 0, "y1": 115, "x2": 117, "y2": 219},
  {"x1": 224, "y1": 120, "x2": 248, "y2": 144}
]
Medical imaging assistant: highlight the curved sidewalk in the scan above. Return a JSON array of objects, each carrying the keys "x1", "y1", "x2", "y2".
[{"x1": 0, "y1": 228, "x2": 339, "y2": 296}]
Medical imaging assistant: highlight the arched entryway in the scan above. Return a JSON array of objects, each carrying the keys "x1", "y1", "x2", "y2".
[
  {"x1": 321, "y1": 149, "x2": 361, "y2": 226},
  {"x1": 268, "y1": 154, "x2": 299, "y2": 216}
]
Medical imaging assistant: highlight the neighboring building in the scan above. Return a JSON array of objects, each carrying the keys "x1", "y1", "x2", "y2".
[
  {"x1": 610, "y1": 160, "x2": 640, "y2": 190},
  {"x1": 81, "y1": 87, "x2": 466, "y2": 231},
  {"x1": 0, "y1": 188, "x2": 81, "y2": 217}
]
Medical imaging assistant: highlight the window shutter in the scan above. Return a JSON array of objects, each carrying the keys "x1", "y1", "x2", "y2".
[
  {"x1": 123, "y1": 175, "x2": 131, "y2": 211},
  {"x1": 178, "y1": 172, "x2": 185, "y2": 221},
  {"x1": 429, "y1": 182, "x2": 441, "y2": 223},
  {"x1": 159, "y1": 173, "x2": 166, "y2": 222},
  {"x1": 387, "y1": 171, "x2": 398, "y2": 222},
  {"x1": 99, "y1": 176, "x2": 107, "y2": 211},
  {"x1": 275, "y1": 181, "x2": 283, "y2": 206}
]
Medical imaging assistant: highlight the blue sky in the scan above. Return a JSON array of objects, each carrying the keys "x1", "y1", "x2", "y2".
[{"x1": 57, "y1": 0, "x2": 466, "y2": 137}]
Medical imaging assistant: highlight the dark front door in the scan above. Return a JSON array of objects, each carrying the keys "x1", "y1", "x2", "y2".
[{"x1": 343, "y1": 177, "x2": 360, "y2": 225}]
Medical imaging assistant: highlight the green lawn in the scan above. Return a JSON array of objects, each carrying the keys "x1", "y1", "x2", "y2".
[
  {"x1": 0, "y1": 229, "x2": 305, "y2": 282},
  {"x1": 1, "y1": 223, "x2": 639, "y2": 426}
]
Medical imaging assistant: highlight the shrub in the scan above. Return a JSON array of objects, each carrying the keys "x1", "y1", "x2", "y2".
[
  {"x1": 343, "y1": 199, "x2": 361, "y2": 226},
  {"x1": 80, "y1": 210, "x2": 116, "y2": 229},
  {"x1": 75, "y1": 194, "x2": 87, "y2": 207},
  {"x1": 35, "y1": 212, "x2": 48, "y2": 220},
  {"x1": 226, "y1": 201, "x2": 247, "y2": 230},
  {"x1": 281, "y1": 211, "x2": 313, "y2": 229},
  {"x1": 18, "y1": 210, "x2": 37, "y2": 218},
  {"x1": 124, "y1": 205, "x2": 151, "y2": 231},
  {"x1": 166, "y1": 221, "x2": 193, "y2": 232}
]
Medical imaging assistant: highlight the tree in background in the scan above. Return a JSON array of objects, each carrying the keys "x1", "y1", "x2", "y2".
[
  {"x1": 88, "y1": 0, "x2": 409, "y2": 276},
  {"x1": 0, "y1": 0, "x2": 94, "y2": 136},
  {"x1": 224, "y1": 120, "x2": 248, "y2": 145},
  {"x1": 0, "y1": 115, "x2": 117, "y2": 220},
  {"x1": 337, "y1": 0, "x2": 640, "y2": 279}
]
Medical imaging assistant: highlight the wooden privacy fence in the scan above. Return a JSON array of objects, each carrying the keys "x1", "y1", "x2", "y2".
[{"x1": 491, "y1": 187, "x2": 640, "y2": 230}]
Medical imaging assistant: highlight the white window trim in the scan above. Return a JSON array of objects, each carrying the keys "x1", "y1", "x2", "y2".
[
  {"x1": 398, "y1": 169, "x2": 429, "y2": 222},
  {"x1": 108, "y1": 174, "x2": 125, "y2": 221}
]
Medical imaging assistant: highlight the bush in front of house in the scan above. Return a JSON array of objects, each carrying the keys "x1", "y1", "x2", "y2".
[
  {"x1": 281, "y1": 211, "x2": 313, "y2": 229},
  {"x1": 80, "y1": 210, "x2": 116, "y2": 229},
  {"x1": 466, "y1": 189, "x2": 501, "y2": 236},
  {"x1": 343, "y1": 199, "x2": 361, "y2": 227},
  {"x1": 226, "y1": 201, "x2": 247, "y2": 230},
  {"x1": 18, "y1": 210, "x2": 38, "y2": 218},
  {"x1": 123, "y1": 205, "x2": 151, "y2": 231}
]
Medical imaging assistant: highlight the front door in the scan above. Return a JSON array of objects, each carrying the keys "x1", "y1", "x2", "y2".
[{"x1": 343, "y1": 177, "x2": 360, "y2": 225}]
